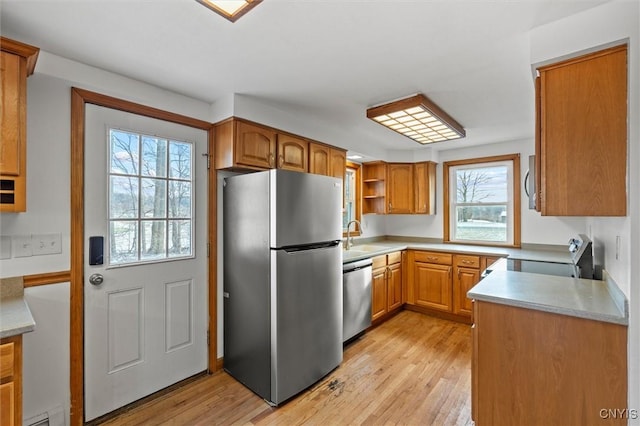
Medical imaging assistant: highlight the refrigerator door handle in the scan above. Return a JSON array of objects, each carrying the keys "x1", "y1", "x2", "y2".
[{"x1": 281, "y1": 240, "x2": 341, "y2": 253}]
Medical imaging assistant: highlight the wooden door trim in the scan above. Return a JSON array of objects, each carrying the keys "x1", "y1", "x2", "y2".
[{"x1": 70, "y1": 87, "x2": 216, "y2": 426}]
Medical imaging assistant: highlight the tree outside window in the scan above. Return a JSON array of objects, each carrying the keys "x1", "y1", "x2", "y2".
[{"x1": 109, "y1": 128, "x2": 194, "y2": 265}]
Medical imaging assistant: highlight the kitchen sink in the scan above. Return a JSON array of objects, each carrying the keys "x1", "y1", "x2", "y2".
[
  {"x1": 343, "y1": 244, "x2": 392, "y2": 258},
  {"x1": 346, "y1": 244, "x2": 391, "y2": 252}
]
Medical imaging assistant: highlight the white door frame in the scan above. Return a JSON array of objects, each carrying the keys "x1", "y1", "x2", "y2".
[{"x1": 70, "y1": 88, "x2": 217, "y2": 425}]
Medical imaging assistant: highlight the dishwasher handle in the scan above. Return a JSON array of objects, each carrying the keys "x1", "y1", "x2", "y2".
[{"x1": 343, "y1": 258, "x2": 373, "y2": 273}]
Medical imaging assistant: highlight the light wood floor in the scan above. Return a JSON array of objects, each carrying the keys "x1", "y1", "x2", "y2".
[{"x1": 99, "y1": 310, "x2": 473, "y2": 425}]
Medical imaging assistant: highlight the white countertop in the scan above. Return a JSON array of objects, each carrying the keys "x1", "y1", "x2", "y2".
[
  {"x1": 343, "y1": 238, "x2": 627, "y2": 325},
  {"x1": 468, "y1": 270, "x2": 628, "y2": 325},
  {"x1": 343, "y1": 239, "x2": 572, "y2": 264},
  {"x1": 0, "y1": 296, "x2": 36, "y2": 339},
  {"x1": 0, "y1": 276, "x2": 36, "y2": 339}
]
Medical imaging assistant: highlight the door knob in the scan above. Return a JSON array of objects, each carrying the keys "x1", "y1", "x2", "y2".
[{"x1": 89, "y1": 273, "x2": 104, "y2": 286}]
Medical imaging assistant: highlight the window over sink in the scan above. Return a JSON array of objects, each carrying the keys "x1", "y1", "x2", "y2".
[
  {"x1": 343, "y1": 161, "x2": 361, "y2": 236},
  {"x1": 444, "y1": 154, "x2": 520, "y2": 247}
]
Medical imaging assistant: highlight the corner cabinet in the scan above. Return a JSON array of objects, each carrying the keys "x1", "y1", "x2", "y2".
[
  {"x1": 362, "y1": 161, "x2": 436, "y2": 215},
  {"x1": 536, "y1": 44, "x2": 627, "y2": 216},
  {"x1": 1, "y1": 37, "x2": 39, "y2": 213}
]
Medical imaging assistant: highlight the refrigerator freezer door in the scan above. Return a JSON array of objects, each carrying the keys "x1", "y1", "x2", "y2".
[
  {"x1": 271, "y1": 170, "x2": 342, "y2": 248},
  {"x1": 271, "y1": 243, "x2": 343, "y2": 404}
]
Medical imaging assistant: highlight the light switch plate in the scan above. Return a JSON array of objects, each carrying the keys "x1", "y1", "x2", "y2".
[
  {"x1": 31, "y1": 233, "x2": 62, "y2": 256},
  {"x1": 12, "y1": 235, "x2": 33, "y2": 258}
]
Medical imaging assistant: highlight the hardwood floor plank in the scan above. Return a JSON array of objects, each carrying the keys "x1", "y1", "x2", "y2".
[{"x1": 99, "y1": 311, "x2": 472, "y2": 425}]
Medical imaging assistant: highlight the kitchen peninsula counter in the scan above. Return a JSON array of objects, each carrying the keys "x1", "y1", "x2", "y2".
[{"x1": 467, "y1": 270, "x2": 628, "y2": 325}]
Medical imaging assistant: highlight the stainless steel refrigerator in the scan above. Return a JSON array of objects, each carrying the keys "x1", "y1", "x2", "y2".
[{"x1": 223, "y1": 169, "x2": 343, "y2": 405}]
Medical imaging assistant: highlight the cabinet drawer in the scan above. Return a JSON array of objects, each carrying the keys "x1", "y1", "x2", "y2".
[
  {"x1": 371, "y1": 255, "x2": 387, "y2": 270},
  {"x1": 387, "y1": 251, "x2": 402, "y2": 265},
  {"x1": 414, "y1": 251, "x2": 452, "y2": 265},
  {"x1": 0, "y1": 342, "x2": 14, "y2": 381},
  {"x1": 455, "y1": 255, "x2": 480, "y2": 269}
]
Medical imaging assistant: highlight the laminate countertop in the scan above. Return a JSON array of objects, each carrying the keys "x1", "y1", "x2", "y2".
[
  {"x1": 342, "y1": 238, "x2": 572, "y2": 264},
  {"x1": 468, "y1": 270, "x2": 628, "y2": 325},
  {"x1": 343, "y1": 238, "x2": 628, "y2": 326},
  {"x1": 0, "y1": 276, "x2": 36, "y2": 339}
]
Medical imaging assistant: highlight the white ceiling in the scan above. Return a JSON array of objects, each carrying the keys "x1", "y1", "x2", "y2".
[{"x1": 1, "y1": 0, "x2": 610, "y2": 157}]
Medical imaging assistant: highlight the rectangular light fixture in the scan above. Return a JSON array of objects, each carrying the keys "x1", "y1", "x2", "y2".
[
  {"x1": 196, "y1": 0, "x2": 262, "y2": 22},
  {"x1": 366, "y1": 93, "x2": 465, "y2": 145}
]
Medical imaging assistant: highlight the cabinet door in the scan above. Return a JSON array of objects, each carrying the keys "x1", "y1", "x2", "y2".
[
  {"x1": 413, "y1": 262, "x2": 451, "y2": 312},
  {"x1": 0, "y1": 382, "x2": 13, "y2": 426},
  {"x1": 387, "y1": 263, "x2": 403, "y2": 311},
  {"x1": 0, "y1": 51, "x2": 22, "y2": 176},
  {"x1": 371, "y1": 267, "x2": 388, "y2": 321},
  {"x1": 329, "y1": 148, "x2": 346, "y2": 179},
  {"x1": 414, "y1": 161, "x2": 436, "y2": 214},
  {"x1": 308, "y1": 143, "x2": 330, "y2": 175},
  {"x1": 277, "y1": 134, "x2": 308, "y2": 172},
  {"x1": 387, "y1": 163, "x2": 414, "y2": 214},
  {"x1": 453, "y1": 266, "x2": 480, "y2": 316},
  {"x1": 235, "y1": 121, "x2": 277, "y2": 169},
  {"x1": 538, "y1": 45, "x2": 627, "y2": 216}
]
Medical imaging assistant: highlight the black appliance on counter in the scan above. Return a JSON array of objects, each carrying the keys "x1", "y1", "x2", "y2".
[{"x1": 483, "y1": 234, "x2": 595, "y2": 280}]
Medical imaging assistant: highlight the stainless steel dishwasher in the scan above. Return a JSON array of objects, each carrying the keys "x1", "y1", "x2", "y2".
[{"x1": 342, "y1": 258, "x2": 373, "y2": 343}]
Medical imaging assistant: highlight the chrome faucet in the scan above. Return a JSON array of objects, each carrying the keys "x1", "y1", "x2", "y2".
[{"x1": 345, "y1": 219, "x2": 362, "y2": 250}]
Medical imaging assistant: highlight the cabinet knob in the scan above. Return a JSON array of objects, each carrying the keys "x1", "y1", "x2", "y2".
[{"x1": 278, "y1": 155, "x2": 284, "y2": 168}]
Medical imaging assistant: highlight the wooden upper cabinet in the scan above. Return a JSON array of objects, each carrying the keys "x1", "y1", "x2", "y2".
[
  {"x1": 329, "y1": 148, "x2": 346, "y2": 179},
  {"x1": 387, "y1": 163, "x2": 414, "y2": 214},
  {"x1": 277, "y1": 133, "x2": 308, "y2": 172},
  {"x1": 0, "y1": 37, "x2": 39, "y2": 213},
  {"x1": 308, "y1": 142, "x2": 346, "y2": 179},
  {"x1": 215, "y1": 118, "x2": 315, "y2": 172},
  {"x1": 235, "y1": 121, "x2": 277, "y2": 169},
  {"x1": 414, "y1": 161, "x2": 436, "y2": 214},
  {"x1": 537, "y1": 44, "x2": 627, "y2": 216},
  {"x1": 363, "y1": 160, "x2": 436, "y2": 215},
  {"x1": 308, "y1": 143, "x2": 330, "y2": 175},
  {"x1": 362, "y1": 161, "x2": 387, "y2": 214}
]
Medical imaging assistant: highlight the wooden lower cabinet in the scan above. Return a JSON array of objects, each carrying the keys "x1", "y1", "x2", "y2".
[
  {"x1": 452, "y1": 254, "x2": 481, "y2": 317},
  {"x1": 413, "y1": 262, "x2": 451, "y2": 311},
  {"x1": 0, "y1": 335, "x2": 22, "y2": 426},
  {"x1": 371, "y1": 251, "x2": 404, "y2": 322},
  {"x1": 472, "y1": 300, "x2": 627, "y2": 425},
  {"x1": 408, "y1": 250, "x2": 499, "y2": 322}
]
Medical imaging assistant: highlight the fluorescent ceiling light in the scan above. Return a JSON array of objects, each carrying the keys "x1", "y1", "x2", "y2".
[
  {"x1": 196, "y1": 0, "x2": 262, "y2": 22},
  {"x1": 366, "y1": 94, "x2": 465, "y2": 145}
]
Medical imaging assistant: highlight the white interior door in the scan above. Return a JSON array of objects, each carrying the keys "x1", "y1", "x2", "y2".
[{"x1": 84, "y1": 105, "x2": 208, "y2": 421}]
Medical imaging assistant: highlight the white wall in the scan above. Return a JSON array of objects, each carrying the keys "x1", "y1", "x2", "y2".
[
  {"x1": 530, "y1": 0, "x2": 640, "y2": 420},
  {"x1": 0, "y1": 49, "x2": 212, "y2": 423},
  {"x1": 22, "y1": 283, "x2": 70, "y2": 425}
]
